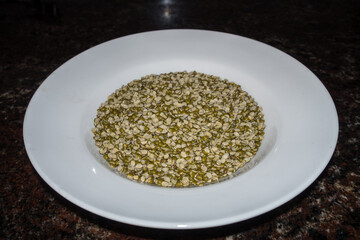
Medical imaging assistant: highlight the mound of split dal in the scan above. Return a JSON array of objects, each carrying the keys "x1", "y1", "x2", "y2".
[{"x1": 92, "y1": 71, "x2": 265, "y2": 187}]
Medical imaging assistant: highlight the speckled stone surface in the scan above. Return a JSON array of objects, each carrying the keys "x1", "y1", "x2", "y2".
[{"x1": 1, "y1": 0, "x2": 359, "y2": 239}]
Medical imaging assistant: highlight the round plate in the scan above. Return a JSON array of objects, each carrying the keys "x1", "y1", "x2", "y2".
[{"x1": 23, "y1": 29, "x2": 338, "y2": 229}]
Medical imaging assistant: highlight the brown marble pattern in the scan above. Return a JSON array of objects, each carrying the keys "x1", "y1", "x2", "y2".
[{"x1": 0, "y1": 0, "x2": 359, "y2": 239}]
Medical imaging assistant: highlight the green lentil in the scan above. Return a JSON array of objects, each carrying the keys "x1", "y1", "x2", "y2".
[{"x1": 93, "y1": 71, "x2": 265, "y2": 187}]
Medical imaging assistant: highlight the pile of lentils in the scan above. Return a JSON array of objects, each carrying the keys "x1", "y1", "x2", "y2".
[{"x1": 92, "y1": 71, "x2": 265, "y2": 187}]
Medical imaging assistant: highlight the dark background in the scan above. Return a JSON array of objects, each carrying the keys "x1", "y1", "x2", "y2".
[{"x1": 0, "y1": 0, "x2": 359, "y2": 239}]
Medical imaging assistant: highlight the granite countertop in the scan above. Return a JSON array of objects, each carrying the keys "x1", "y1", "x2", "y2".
[{"x1": 1, "y1": 0, "x2": 359, "y2": 239}]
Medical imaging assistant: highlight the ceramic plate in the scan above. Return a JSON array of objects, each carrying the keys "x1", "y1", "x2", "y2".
[{"x1": 23, "y1": 30, "x2": 338, "y2": 229}]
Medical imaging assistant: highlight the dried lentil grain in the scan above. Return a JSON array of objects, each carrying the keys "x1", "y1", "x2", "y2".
[{"x1": 92, "y1": 71, "x2": 265, "y2": 187}]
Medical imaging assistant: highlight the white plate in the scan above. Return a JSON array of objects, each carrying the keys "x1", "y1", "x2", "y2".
[{"x1": 23, "y1": 29, "x2": 338, "y2": 229}]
